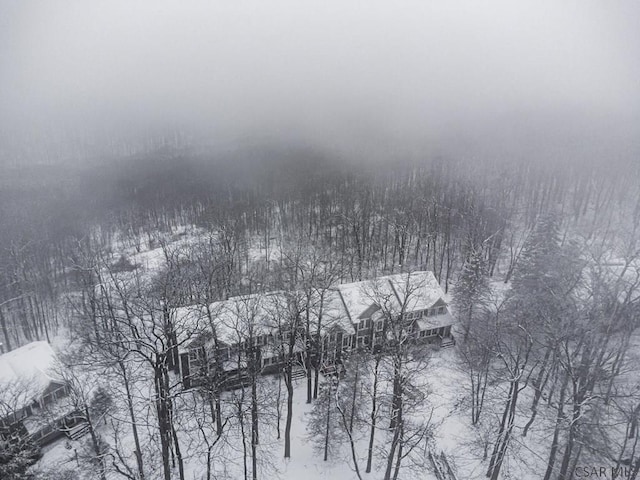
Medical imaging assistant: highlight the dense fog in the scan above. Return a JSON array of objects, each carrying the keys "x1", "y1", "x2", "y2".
[
  {"x1": 1, "y1": 0, "x2": 639, "y2": 165},
  {"x1": 2, "y1": 3, "x2": 640, "y2": 480}
]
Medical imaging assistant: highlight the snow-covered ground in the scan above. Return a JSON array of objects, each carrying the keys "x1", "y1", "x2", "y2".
[
  {"x1": 30, "y1": 230, "x2": 481, "y2": 479},
  {"x1": 34, "y1": 344, "x2": 537, "y2": 480},
  {"x1": 30, "y1": 227, "x2": 631, "y2": 480}
]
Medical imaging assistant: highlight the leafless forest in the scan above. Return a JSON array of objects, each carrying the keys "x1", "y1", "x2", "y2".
[
  {"x1": 1, "y1": 143, "x2": 639, "y2": 479},
  {"x1": 2, "y1": 1, "x2": 640, "y2": 480}
]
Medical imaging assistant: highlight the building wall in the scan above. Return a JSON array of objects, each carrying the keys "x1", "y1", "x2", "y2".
[{"x1": 180, "y1": 305, "x2": 454, "y2": 390}]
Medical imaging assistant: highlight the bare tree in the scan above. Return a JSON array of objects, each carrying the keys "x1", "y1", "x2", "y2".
[{"x1": 269, "y1": 291, "x2": 305, "y2": 459}]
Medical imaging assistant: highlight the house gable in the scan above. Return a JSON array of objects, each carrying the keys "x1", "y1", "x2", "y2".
[
  {"x1": 431, "y1": 297, "x2": 448, "y2": 309},
  {"x1": 358, "y1": 304, "x2": 380, "y2": 320}
]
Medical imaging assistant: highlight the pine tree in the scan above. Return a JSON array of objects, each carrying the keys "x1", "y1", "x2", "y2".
[
  {"x1": 511, "y1": 213, "x2": 568, "y2": 305},
  {"x1": 453, "y1": 246, "x2": 490, "y2": 342}
]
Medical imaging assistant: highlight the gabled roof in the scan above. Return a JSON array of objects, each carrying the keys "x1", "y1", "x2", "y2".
[
  {"x1": 321, "y1": 290, "x2": 356, "y2": 335},
  {"x1": 181, "y1": 290, "x2": 325, "y2": 350},
  {"x1": 0, "y1": 341, "x2": 61, "y2": 387},
  {"x1": 0, "y1": 342, "x2": 62, "y2": 413},
  {"x1": 416, "y1": 312, "x2": 454, "y2": 330},
  {"x1": 431, "y1": 297, "x2": 448, "y2": 309},
  {"x1": 386, "y1": 272, "x2": 447, "y2": 312},
  {"x1": 178, "y1": 271, "x2": 448, "y2": 350},
  {"x1": 334, "y1": 271, "x2": 447, "y2": 320},
  {"x1": 358, "y1": 304, "x2": 381, "y2": 320}
]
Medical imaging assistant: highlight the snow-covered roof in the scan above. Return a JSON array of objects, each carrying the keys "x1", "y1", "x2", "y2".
[
  {"x1": 319, "y1": 290, "x2": 356, "y2": 335},
  {"x1": 214, "y1": 293, "x2": 283, "y2": 345},
  {"x1": 0, "y1": 341, "x2": 61, "y2": 387},
  {"x1": 334, "y1": 271, "x2": 447, "y2": 320},
  {"x1": 0, "y1": 342, "x2": 63, "y2": 414},
  {"x1": 181, "y1": 290, "x2": 319, "y2": 350},
  {"x1": 178, "y1": 271, "x2": 448, "y2": 350},
  {"x1": 416, "y1": 312, "x2": 455, "y2": 330}
]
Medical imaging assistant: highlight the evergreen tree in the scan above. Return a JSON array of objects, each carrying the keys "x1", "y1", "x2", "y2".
[
  {"x1": 453, "y1": 246, "x2": 490, "y2": 342},
  {"x1": 511, "y1": 214, "x2": 575, "y2": 307}
]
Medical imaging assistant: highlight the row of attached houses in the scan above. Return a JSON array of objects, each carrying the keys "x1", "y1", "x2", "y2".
[{"x1": 176, "y1": 271, "x2": 455, "y2": 390}]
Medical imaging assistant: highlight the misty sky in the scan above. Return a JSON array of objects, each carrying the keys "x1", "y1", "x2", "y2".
[{"x1": 1, "y1": 0, "x2": 639, "y2": 162}]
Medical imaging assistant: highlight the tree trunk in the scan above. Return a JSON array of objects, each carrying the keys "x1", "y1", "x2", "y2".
[
  {"x1": 171, "y1": 420, "x2": 185, "y2": 480},
  {"x1": 154, "y1": 365, "x2": 172, "y2": 480},
  {"x1": 487, "y1": 377, "x2": 520, "y2": 480},
  {"x1": 543, "y1": 373, "x2": 569, "y2": 480},
  {"x1": 557, "y1": 399, "x2": 581, "y2": 480},
  {"x1": 276, "y1": 374, "x2": 282, "y2": 439},
  {"x1": 523, "y1": 348, "x2": 553, "y2": 437},
  {"x1": 121, "y1": 361, "x2": 145, "y2": 480},
  {"x1": 390, "y1": 357, "x2": 403, "y2": 430},
  {"x1": 306, "y1": 308, "x2": 313, "y2": 404},
  {"x1": 85, "y1": 406, "x2": 107, "y2": 480},
  {"x1": 239, "y1": 391, "x2": 248, "y2": 480},
  {"x1": 384, "y1": 419, "x2": 402, "y2": 480},
  {"x1": 251, "y1": 367, "x2": 259, "y2": 480},
  {"x1": 392, "y1": 423, "x2": 404, "y2": 480},
  {"x1": 284, "y1": 369, "x2": 294, "y2": 458},
  {"x1": 323, "y1": 379, "x2": 332, "y2": 461},
  {"x1": 366, "y1": 356, "x2": 381, "y2": 473},
  {"x1": 0, "y1": 307, "x2": 12, "y2": 352}
]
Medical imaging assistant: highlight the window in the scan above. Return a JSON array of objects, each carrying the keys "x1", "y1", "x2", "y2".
[
  {"x1": 53, "y1": 386, "x2": 68, "y2": 401},
  {"x1": 342, "y1": 336, "x2": 352, "y2": 348},
  {"x1": 375, "y1": 320, "x2": 384, "y2": 332},
  {"x1": 438, "y1": 306, "x2": 446, "y2": 315}
]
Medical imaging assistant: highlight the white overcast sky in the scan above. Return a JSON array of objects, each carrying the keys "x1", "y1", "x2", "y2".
[{"x1": 1, "y1": 0, "x2": 639, "y2": 161}]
